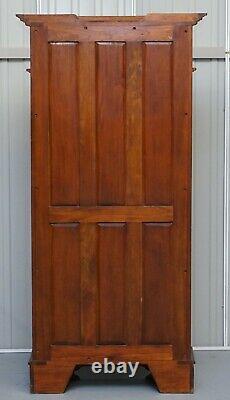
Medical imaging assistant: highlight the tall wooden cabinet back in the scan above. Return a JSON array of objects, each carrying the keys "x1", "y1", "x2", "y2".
[{"x1": 18, "y1": 13, "x2": 205, "y2": 394}]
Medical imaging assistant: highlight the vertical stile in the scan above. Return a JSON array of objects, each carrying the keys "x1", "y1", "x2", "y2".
[
  {"x1": 125, "y1": 42, "x2": 143, "y2": 344},
  {"x1": 78, "y1": 42, "x2": 98, "y2": 344}
]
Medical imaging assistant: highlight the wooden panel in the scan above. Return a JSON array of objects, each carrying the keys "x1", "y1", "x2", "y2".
[
  {"x1": 51, "y1": 344, "x2": 173, "y2": 362},
  {"x1": 142, "y1": 224, "x2": 172, "y2": 344},
  {"x1": 49, "y1": 205, "x2": 173, "y2": 223},
  {"x1": 125, "y1": 223, "x2": 142, "y2": 344},
  {"x1": 98, "y1": 223, "x2": 126, "y2": 344},
  {"x1": 80, "y1": 224, "x2": 97, "y2": 344},
  {"x1": 143, "y1": 42, "x2": 172, "y2": 205},
  {"x1": 51, "y1": 224, "x2": 81, "y2": 343},
  {"x1": 49, "y1": 42, "x2": 79, "y2": 205},
  {"x1": 47, "y1": 25, "x2": 174, "y2": 43},
  {"x1": 17, "y1": 12, "x2": 206, "y2": 394},
  {"x1": 97, "y1": 42, "x2": 125, "y2": 205},
  {"x1": 78, "y1": 42, "x2": 97, "y2": 206},
  {"x1": 30, "y1": 26, "x2": 52, "y2": 360},
  {"x1": 126, "y1": 42, "x2": 143, "y2": 205},
  {"x1": 171, "y1": 26, "x2": 193, "y2": 360}
]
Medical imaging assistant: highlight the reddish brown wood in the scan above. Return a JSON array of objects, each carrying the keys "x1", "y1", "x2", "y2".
[
  {"x1": 80, "y1": 224, "x2": 97, "y2": 345},
  {"x1": 142, "y1": 223, "x2": 173, "y2": 344},
  {"x1": 98, "y1": 223, "x2": 126, "y2": 344},
  {"x1": 30, "y1": 360, "x2": 76, "y2": 394},
  {"x1": 49, "y1": 42, "x2": 79, "y2": 205},
  {"x1": 16, "y1": 13, "x2": 206, "y2": 26},
  {"x1": 18, "y1": 13, "x2": 206, "y2": 394},
  {"x1": 46, "y1": 24, "x2": 174, "y2": 42},
  {"x1": 30, "y1": 24, "x2": 51, "y2": 361},
  {"x1": 97, "y1": 42, "x2": 125, "y2": 205},
  {"x1": 126, "y1": 42, "x2": 143, "y2": 205},
  {"x1": 78, "y1": 42, "x2": 97, "y2": 206},
  {"x1": 143, "y1": 42, "x2": 172, "y2": 205},
  {"x1": 49, "y1": 205, "x2": 173, "y2": 223},
  {"x1": 50, "y1": 344, "x2": 173, "y2": 361},
  {"x1": 148, "y1": 360, "x2": 194, "y2": 393},
  {"x1": 171, "y1": 25, "x2": 194, "y2": 361},
  {"x1": 51, "y1": 224, "x2": 81, "y2": 343}
]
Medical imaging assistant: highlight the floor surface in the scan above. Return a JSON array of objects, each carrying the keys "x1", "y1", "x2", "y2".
[{"x1": 0, "y1": 351, "x2": 229, "y2": 399}]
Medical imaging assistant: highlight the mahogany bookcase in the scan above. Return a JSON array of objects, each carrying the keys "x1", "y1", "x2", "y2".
[{"x1": 18, "y1": 12, "x2": 205, "y2": 394}]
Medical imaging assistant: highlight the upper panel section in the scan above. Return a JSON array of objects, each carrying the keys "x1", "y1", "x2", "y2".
[
  {"x1": 17, "y1": 12, "x2": 205, "y2": 208},
  {"x1": 17, "y1": 13, "x2": 206, "y2": 27},
  {"x1": 47, "y1": 40, "x2": 173, "y2": 206}
]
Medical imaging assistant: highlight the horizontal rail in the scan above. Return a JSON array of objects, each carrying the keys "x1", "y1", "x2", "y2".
[
  {"x1": 51, "y1": 344, "x2": 173, "y2": 362},
  {"x1": 49, "y1": 205, "x2": 173, "y2": 223}
]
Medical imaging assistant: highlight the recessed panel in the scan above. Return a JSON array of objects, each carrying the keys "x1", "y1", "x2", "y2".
[
  {"x1": 142, "y1": 223, "x2": 172, "y2": 344},
  {"x1": 49, "y1": 42, "x2": 79, "y2": 205},
  {"x1": 98, "y1": 223, "x2": 126, "y2": 344},
  {"x1": 96, "y1": 42, "x2": 126, "y2": 205},
  {"x1": 143, "y1": 42, "x2": 172, "y2": 205},
  {"x1": 51, "y1": 223, "x2": 81, "y2": 343}
]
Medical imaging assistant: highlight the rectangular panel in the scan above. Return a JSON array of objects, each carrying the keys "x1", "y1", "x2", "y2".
[
  {"x1": 49, "y1": 42, "x2": 79, "y2": 205},
  {"x1": 31, "y1": 27, "x2": 51, "y2": 359},
  {"x1": 47, "y1": 25, "x2": 173, "y2": 43},
  {"x1": 51, "y1": 224, "x2": 81, "y2": 343},
  {"x1": 142, "y1": 223, "x2": 172, "y2": 344},
  {"x1": 98, "y1": 223, "x2": 126, "y2": 344},
  {"x1": 97, "y1": 42, "x2": 125, "y2": 205},
  {"x1": 143, "y1": 42, "x2": 172, "y2": 205},
  {"x1": 49, "y1": 205, "x2": 173, "y2": 223}
]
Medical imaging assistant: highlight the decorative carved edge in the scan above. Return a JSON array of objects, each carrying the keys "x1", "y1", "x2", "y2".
[
  {"x1": 16, "y1": 13, "x2": 206, "y2": 27},
  {"x1": 145, "y1": 12, "x2": 206, "y2": 25},
  {"x1": 16, "y1": 14, "x2": 78, "y2": 26}
]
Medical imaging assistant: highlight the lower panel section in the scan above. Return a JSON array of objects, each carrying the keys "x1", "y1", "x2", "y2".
[
  {"x1": 50, "y1": 222, "x2": 173, "y2": 347},
  {"x1": 98, "y1": 223, "x2": 126, "y2": 344},
  {"x1": 142, "y1": 223, "x2": 172, "y2": 344},
  {"x1": 51, "y1": 224, "x2": 81, "y2": 344}
]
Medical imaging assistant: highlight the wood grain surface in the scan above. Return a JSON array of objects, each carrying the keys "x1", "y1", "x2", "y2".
[{"x1": 18, "y1": 12, "x2": 206, "y2": 394}]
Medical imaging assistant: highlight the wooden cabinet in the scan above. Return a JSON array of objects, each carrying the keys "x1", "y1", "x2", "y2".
[{"x1": 18, "y1": 13, "x2": 205, "y2": 394}]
